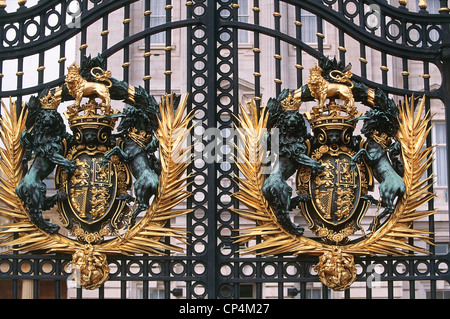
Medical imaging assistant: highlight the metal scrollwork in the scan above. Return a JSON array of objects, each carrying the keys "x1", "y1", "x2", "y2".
[{"x1": 234, "y1": 56, "x2": 436, "y2": 291}]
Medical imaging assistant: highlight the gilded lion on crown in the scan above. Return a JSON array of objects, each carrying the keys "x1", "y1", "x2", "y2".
[
  {"x1": 304, "y1": 64, "x2": 355, "y2": 114},
  {"x1": 65, "y1": 62, "x2": 112, "y2": 114}
]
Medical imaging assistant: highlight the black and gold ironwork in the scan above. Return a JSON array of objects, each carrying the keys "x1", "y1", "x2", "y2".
[
  {"x1": 0, "y1": 0, "x2": 448, "y2": 299},
  {"x1": 0, "y1": 55, "x2": 193, "y2": 289},
  {"x1": 234, "y1": 58, "x2": 436, "y2": 290}
]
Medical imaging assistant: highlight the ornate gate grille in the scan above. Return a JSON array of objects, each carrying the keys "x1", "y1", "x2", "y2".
[{"x1": 0, "y1": 0, "x2": 449, "y2": 299}]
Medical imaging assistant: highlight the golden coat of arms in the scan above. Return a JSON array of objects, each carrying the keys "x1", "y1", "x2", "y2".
[
  {"x1": 294, "y1": 64, "x2": 377, "y2": 244},
  {"x1": 0, "y1": 54, "x2": 193, "y2": 289},
  {"x1": 234, "y1": 57, "x2": 436, "y2": 291}
]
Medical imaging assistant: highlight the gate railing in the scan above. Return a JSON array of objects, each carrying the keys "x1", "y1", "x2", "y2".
[{"x1": 0, "y1": 0, "x2": 449, "y2": 299}]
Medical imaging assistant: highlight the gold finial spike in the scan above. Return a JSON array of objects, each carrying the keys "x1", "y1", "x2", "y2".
[
  {"x1": 398, "y1": 0, "x2": 407, "y2": 6},
  {"x1": 0, "y1": 0, "x2": 7, "y2": 9},
  {"x1": 418, "y1": 0, "x2": 427, "y2": 9}
]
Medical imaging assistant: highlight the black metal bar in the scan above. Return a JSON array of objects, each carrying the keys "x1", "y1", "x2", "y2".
[
  {"x1": 274, "y1": 0, "x2": 281, "y2": 95},
  {"x1": 38, "y1": 51, "x2": 44, "y2": 85},
  {"x1": 16, "y1": 57, "x2": 23, "y2": 107},
  {"x1": 231, "y1": 0, "x2": 241, "y2": 299},
  {"x1": 206, "y1": 0, "x2": 218, "y2": 299},
  {"x1": 121, "y1": 260, "x2": 127, "y2": 299},
  {"x1": 185, "y1": 0, "x2": 194, "y2": 301},
  {"x1": 144, "y1": 0, "x2": 151, "y2": 92},
  {"x1": 439, "y1": 0, "x2": 450, "y2": 230},
  {"x1": 252, "y1": 0, "x2": 261, "y2": 114},
  {"x1": 316, "y1": 16, "x2": 323, "y2": 53},
  {"x1": 99, "y1": 285, "x2": 105, "y2": 299},
  {"x1": 59, "y1": 42, "x2": 66, "y2": 78},
  {"x1": 339, "y1": 29, "x2": 346, "y2": 66},
  {"x1": 402, "y1": 57, "x2": 409, "y2": 90},
  {"x1": 123, "y1": 3, "x2": 130, "y2": 84},
  {"x1": 33, "y1": 279, "x2": 39, "y2": 299},
  {"x1": 165, "y1": 0, "x2": 172, "y2": 93},
  {"x1": 80, "y1": 28, "x2": 87, "y2": 61},
  {"x1": 295, "y1": 5, "x2": 302, "y2": 89},
  {"x1": 101, "y1": 14, "x2": 108, "y2": 54},
  {"x1": 76, "y1": 286, "x2": 82, "y2": 299}
]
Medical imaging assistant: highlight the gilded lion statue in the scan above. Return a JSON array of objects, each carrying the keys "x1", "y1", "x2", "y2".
[
  {"x1": 65, "y1": 62, "x2": 112, "y2": 113},
  {"x1": 301, "y1": 64, "x2": 354, "y2": 114}
]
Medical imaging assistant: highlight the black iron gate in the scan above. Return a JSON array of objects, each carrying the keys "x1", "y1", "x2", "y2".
[{"x1": 0, "y1": 0, "x2": 449, "y2": 299}]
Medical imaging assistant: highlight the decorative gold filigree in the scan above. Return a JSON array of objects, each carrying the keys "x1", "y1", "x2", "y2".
[
  {"x1": 68, "y1": 244, "x2": 110, "y2": 290},
  {"x1": 110, "y1": 156, "x2": 130, "y2": 197},
  {"x1": 281, "y1": 92, "x2": 301, "y2": 111},
  {"x1": 335, "y1": 187, "x2": 355, "y2": 220},
  {"x1": 0, "y1": 93, "x2": 193, "y2": 289},
  {"x1": 70, "y1": 222, "x2": 111, "y2": 245},
  {"x1": 89, "y1": 186, "x2": 110, "y2": 219},
  {"x1": 298, "y1": 143, "x2": 366, "y2": 241},
  {"x1": 64, "y1": 99, "x2": 118, "y2": 132},
  {"x1": 40, "y1": 91, "x2": 61, "y2": 110},
  {"x1": 314, "y1": 247, "x2": 357, "y2": 291},
  {"x1": 128, "y1": 127, "x2": 152, "y2": 149},
  {"x1": 370, "y1": 129, "x2": 392, "y2": 151},
  {"x1": 233, "y1": 95, "x2": 436, "y2": 290},
  {"x1": 316, "y1": 223, "x2": 356, "y2": 243}
]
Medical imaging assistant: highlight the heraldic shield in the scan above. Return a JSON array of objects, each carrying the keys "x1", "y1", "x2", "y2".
[
  {"x1": 297, "y1": 141, "x2": 372, "y2": 243},
  {"x1": 55, "y1": 111, "x2": 132, "y2": 240},
  {"x1": 0, "y1": 54, "x2": 193, "y2": 289},
  {"x1": 296, "y1": 92, "x2": 374, "y2": 243},
  {"x1": 54, "y1": 65, "x2": 133, "y2": 243}
]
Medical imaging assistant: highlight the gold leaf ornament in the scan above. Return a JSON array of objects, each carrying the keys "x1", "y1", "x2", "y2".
[
  {"x1": 0, "y1": 93, "x2": 193, "y2": 288},
  {"x1": 233, "y1": 95, "x2": 436, "y2": 290}
]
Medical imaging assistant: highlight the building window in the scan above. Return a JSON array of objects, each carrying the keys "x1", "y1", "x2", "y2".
[
  {"x1": 150, "y1": 289, "x2": 165, "y2": 299},
  {"x1": 219, "y1": 0, "x2": 249, "y2": 44},
  {"x1": 301, "y1": 9, "x2": 319, "y2": 43},
  {"x1": 149, "y1": 0, "x2": 166, "y2": 44},
  {"x1": 434, "y1": 124, "x2": 448, "y2": 187},
  {"x1": 138, "y1": 288, "x2": 165, "y2": 299},
  {"x1": 238, "y1": 0, "x2": 249, "y2": 44}
]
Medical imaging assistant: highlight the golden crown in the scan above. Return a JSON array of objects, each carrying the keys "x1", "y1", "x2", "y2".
[
  {"x1": 309, "y1": 64, "x2": 322, "y2": 76},
  {"x1": 128, "y1": 127, "x2": 152, "y2": 148},
  {"x1": 65, "y1": 99, "x2": 118, "y2": 132},
  {"x1": 305, "y1": 101, "x2": 360, "y2": 132},
  {"x1": 281, "y1": 92, "x2": 302, "y2": 111},
  {"x1": 40, "y1": 91, "x2": 61, "y2": 110},
  {"x1": 67, "y1": 62, "x2": 81, "y2": 75}
]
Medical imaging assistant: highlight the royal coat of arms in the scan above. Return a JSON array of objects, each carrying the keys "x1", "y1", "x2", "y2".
[
  {"x1": 234, "y1": 57, "x2": 436, "y2": 291},
  {"x1": 0, "y1": 54, "x2": 193, "y2": 289},
  {"x1": 295, "y1": 64, "x2": 374, "y2": 244}
]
